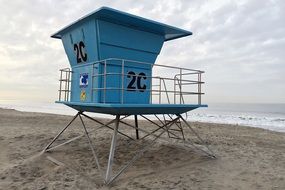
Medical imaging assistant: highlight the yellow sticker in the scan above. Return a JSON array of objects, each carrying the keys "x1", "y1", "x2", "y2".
[{"x1": 80, "y1": 90, "x2": 86, "y2": 101}]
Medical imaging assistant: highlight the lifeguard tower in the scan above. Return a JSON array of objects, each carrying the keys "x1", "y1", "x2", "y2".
[{"x1": 43, "y1": 7, "x2": 215, "y2": 184}]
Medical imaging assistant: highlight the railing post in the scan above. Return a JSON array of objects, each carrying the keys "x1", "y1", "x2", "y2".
[
  {"x1": 162, "y1": 79, "x2": 170, "y2": 104},
  {"x1": 159, "y1": 78, "x2": 161, "y2": 104},
  {"x1": 150, "y1": 81, "x2": 152, "y2": 104},
  {"x1": 90, "y1": 64, "x2": 94, "y2": 102},
  {"x1": 64, "y1": 71, "x2": 68, "y2": 101},
  {"x1": 59, "y1": 70, "x2": 63, "y2": 101},
  {"x1": 174, "y1": 77, "x2": 176, "y2": 104},
  {"x1": 179, "y1": 68, "x2": 182, "y2": 104},
  {"x1": 67, "y1": 69, "x2": 71, "y2": 101},
  {"x1": 104, "y1": 60, "x2": 107, "y2": 103},
  {"x1": 121, "y1": 60, "x2": 124, "y2": 104},
  {"x1": 198, "y1": 72, "x2": 201, "y2": 105}
]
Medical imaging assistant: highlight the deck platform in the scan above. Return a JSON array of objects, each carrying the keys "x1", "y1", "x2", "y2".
[{"x1": 57, "y1": 101, "x2": 207, "y2": 115}]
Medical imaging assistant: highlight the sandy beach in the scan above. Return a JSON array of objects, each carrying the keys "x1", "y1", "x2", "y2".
[{"x1": 0, "y1": 108, "x2": 284, "y2": 190}]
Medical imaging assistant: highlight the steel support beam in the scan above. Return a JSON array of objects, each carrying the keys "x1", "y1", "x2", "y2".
[
  {"x1": 105, "y1": 115, "x2": 120, "y2": 183},
  {"x1": 134, "y1": 115, "x2": 139, "y2": 139}
]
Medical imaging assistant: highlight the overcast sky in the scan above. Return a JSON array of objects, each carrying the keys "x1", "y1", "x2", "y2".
[{"x1": 0, "y1": 0, "x2": 284, "y2": 104}]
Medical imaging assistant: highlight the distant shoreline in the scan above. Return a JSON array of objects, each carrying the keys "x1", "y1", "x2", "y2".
[{"x1": 0, "y1": 102, "x2": 285, "y2": 133}]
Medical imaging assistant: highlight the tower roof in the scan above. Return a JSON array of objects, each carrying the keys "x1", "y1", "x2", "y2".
[{"x1": 51, "y1": 6, "x2": 192, "y2": 41}]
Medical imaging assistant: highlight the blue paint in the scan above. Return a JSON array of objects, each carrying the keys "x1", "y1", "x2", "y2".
[
  {"x1": 56, "y1": 101, "x2": 208, "y2": 115},
  {"x1": 52, "y1": 7, "x2": 200, "y2": 114},
  {"x1": 52, "y1": 7, "x2": 192, "y2": 41}
]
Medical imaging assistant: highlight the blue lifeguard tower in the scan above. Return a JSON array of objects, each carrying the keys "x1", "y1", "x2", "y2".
[{"x1": 43, "y1": 7, "x2": 214, "y2": 184}]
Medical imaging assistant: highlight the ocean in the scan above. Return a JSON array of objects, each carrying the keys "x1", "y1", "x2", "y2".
[
  {"x1": 0, "y1": 100, "x2": 284, "y2": 133},
  {"x1": 188, "y1": 103, "x2": 285, "y2": 132}
]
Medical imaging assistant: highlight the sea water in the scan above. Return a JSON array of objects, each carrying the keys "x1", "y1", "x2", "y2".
[
  {"x1": 0, "y1": 100, "x2": 284, "y2": 133},
  {"x1": 188, "y1": 103, "x2": 285, "y2": 132}
]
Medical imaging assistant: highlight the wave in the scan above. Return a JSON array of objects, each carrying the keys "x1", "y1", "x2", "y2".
[{"x1": 187, "y1": 113, "x2": 285, "y2": 132}]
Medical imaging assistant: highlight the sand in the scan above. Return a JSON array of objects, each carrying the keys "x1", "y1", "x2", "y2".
[{"x1": 0, "y1": 108, "x2": 284, "y2": 190}]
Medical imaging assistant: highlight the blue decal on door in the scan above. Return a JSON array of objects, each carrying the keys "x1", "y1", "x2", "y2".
[{"x1": 80, "y1": 73, "x2": 88, "y2": 88}]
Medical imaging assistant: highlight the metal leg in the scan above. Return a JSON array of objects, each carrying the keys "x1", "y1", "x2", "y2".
[
  {"x1": 106, "y1": 115, "x2": 180, "y2": 185},
  {"x1": 79, "y1": 114, "x2": 103, "y2": 178},
  {"x1": 43, "y1": 112, "x2": 80, "y2": 152},
  {"x1": 105, "y1": 115, "x2": 120, "y2": 183},
  {"x1": 134, "y1": 115, "x2": 139, "y2": 139},
  {"x1": 43, "y1": 112, "x2": 215, "y2": 186},
  {"x1": 178, "y1": 114, "x2": 216, "y2": 158}
]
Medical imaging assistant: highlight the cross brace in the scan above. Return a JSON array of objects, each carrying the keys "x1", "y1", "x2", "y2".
[{"x1": 42, "y1": 112, "x2": 215, "y2": 185}]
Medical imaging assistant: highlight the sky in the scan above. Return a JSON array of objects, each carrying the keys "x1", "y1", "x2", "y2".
[{"x1": 0, "y1": 0, "x2": 284, "y2": 104}]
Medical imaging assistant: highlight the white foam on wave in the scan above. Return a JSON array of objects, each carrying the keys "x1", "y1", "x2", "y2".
[{"x1": 187, "y1": 112, "x2": 285, "y2": 132}]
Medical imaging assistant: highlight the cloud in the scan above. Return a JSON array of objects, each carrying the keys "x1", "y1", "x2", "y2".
[{"x1": 0, "y1": 0, "x2": 284, "y2": 103}]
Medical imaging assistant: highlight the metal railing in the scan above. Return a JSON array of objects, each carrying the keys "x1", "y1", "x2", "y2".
[
  {"x1": 58, "y1": 68, "x2": 72, "y2": 102},
  {"x1": 58, "y1": 58, "x2": 205, "y2": 105}
]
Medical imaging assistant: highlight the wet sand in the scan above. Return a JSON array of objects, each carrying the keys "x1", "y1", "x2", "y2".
[{"x1": 0, "y1": 108, "x2": 284, "y2": 189}]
